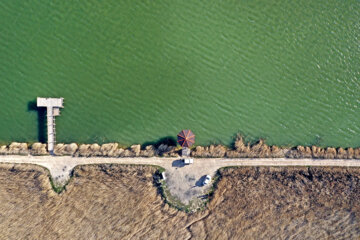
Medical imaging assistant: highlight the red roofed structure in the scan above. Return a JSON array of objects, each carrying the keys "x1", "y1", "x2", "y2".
[{"x1": 177, "y1": 129, "x2": 195, "y2": 148}]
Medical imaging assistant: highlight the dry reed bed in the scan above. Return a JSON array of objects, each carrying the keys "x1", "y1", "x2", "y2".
[{"x1": 0, "y1": 164, "x2": 359, "y2": 239}]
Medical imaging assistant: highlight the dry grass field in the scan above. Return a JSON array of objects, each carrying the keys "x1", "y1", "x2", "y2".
[{"x1": 0, "y1": 163, "x2": 359, "y2": 239}]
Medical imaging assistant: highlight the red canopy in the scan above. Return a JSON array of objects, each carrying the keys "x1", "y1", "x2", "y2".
[{"x1": 177, "y1": 129, "x2": 195, "y2": 148}]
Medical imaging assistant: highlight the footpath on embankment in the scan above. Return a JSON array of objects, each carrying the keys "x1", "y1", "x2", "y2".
[{"x1": 1, "y1": 155, "x2": 360, "y2": 183}]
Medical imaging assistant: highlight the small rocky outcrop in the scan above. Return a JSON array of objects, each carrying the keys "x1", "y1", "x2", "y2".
[
  {"x1": 270, "y1": 146, "x2": 284, "y2": 158},
  {"x1": 286, "y1": 146, "x2": 302, "y2": 158},
  {"x1": 140, "y1": 145, "x2": 156, "y2": 157},
  {"x1": 66, "y1": 143, "x2": 78, "y2": 155},
  {"x1": 130, "y1": 145, "x2": 141, "y2": 157},
  {"x1": 54, "y1": 144, "x2": 66, "y2": 155},
  {"x1": 324, "y1": 147, "x2": 337, "y2": 159},
  {"x1": 101, "y1": 143, "x2": 119, "y2": 157},
  {"x1": 303, "y1": 146, "x2": 312, "y2": 158},
  {"x1": 8, "y1": 142, "x2": 28, "y2": 155},
  {"x1": 156, "y1": 144, "x2": 171, "y2": 156},
  {"x1": 336, "y1": 148, "x2": 347, "y2": 159},
  {"x1": 209, "y1": 145, "x2": 227, "y2": 157},
  {"x1": 225, "y1": 150, "x2": 241, "y2": 158},
  {"x1": 311, "y1": 146, "x2": 325, "y2": 158},
  {"x1": 234, "y1": 135, "x2": 251, "y2": 154},
  {"x1": 162, "y1": 146, "x2": 179, "y2": 157},
  {"x1": 191, "y1": 145, "x2": 226, "y2": 157},
  {"x1": 154, "y1": 144, "x2": 179, "y2": 157},
  {"x1": 191, "y1": 146, "x2": 205, "y2": 157},
  {"x1": 90, "y1": 144, "x2": 101, "y2": 156},
  {"x1": 78, "y1": 144, "x2": 91, "y2": 157},
  {"x1": 54, "y1": 143, "x2": 79, "y2": 156},
  {"x1": 354, "y1": 148, "x2": 360, "y2": 159},
  {"x1": 346, "y1": 148, "x2": 354, "y2": 159},
  {"x1": 0, "y1": 145, "x2": 8, "y2": 155},
  {"x1": 1, "y1": 134, "x2": 360, "y2": 159},
  {"x1": 75, "y1": 143, "x2": 125, "y2": 157},
  {"x1": 249, "y1": 139, "x2": 271, "y2": 158},
  {"x1": 121, "y1": 149, "x2": 134, "y2": 157},
  {"x1": 30, "y1": 143, "x2": 47, "y2": 155}
]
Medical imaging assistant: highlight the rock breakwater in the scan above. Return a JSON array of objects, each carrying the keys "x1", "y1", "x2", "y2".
[{"x1": 1, "y1": 135, "x2": 360, "y2": 158}]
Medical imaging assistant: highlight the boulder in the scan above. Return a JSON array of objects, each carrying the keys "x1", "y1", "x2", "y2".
[
  {"x1": 78, "y1": 144, "x2": 91, "y2": 157},
  {"x1": 54, "y1": 144, "x2": 66, "y2": 156},
  {"x1": 354, "y1": 148, "x2": 360, "y2": 159},
  {"x1": 90, "y1": 143, "x2": 101, "y2": 156},
  {"x1": 140, "y1": 145, "x2": 156, "y2": 157},
  {"x1": 100, "y1": 143, "x2": 118, "y2": 157},
  {"x1": 250, "y1": 140, "x2": 270, "y2": 158},
  {"x1": 130, "y1": 144, "x2": 141, "y2": 157},
  {"x1": 163, "y1": 146, "x2": 179, "y2": 157},
  {"x1": 226, "y1": 150, "x2": 241, "y2": 158},
  {"x1": 54, "y1": 143, "x2": 79, "y2": 156},
  {"x1": 191, "y1": 146, "x2": 205, "y2": 157},
  {"x1": 209, "y1": 145, "x2": 226, "y2": 157},
  {"x1": 286, "y1": 147, "x2": 301, "y2": 158},
  {"x1": 65, "y1": 143, "x2": 78, "y2": 155},
  {"x1": 234, "y1": 135, "x2": 245, "y2": 151},
  {"x1": 156, "y1": 144, "x2": 174, "y2": 156},
  {"x1": 270, "y1": 145, "x2": 282, "y2": 157},
  {"x1": 8, "y1": 142, "x2": 28, "y2": 155},
  {"x1": 30, "y1": 143, "x2": 47, "y2": 155},
  {"x1": 121, "y1": 149, "x2": 134, "y2": 157},
  {"x1": 285, "y1": 146, "x2": 312, "y2": 158},
  {"x1": 0, "y1": 145, "x2": 8, "y2": 155},
  {"x1": 336, "y1": 147, "x2": 347, "y2": 159},
  {"x1": 346, "y1": 148, "x2": 354, "y2": 159},
  {"x1": 304, "y1": 147, "x2": 312, "y2": 158},
  {"x1": 234, "y1": 136, "x2": 251, "y2": 154},
  {"x1": 297, "y1": 146, "x2": 305, "y2": 153},
  {"x1": 324, "y1": 147, "x2": 337, "y2": 159},
  {"x1": 112, "y1": 148, "x2": 124, "y2": 157},
  {"x1": 311, "y1": 146, "x2": 325, "y2": 158}
]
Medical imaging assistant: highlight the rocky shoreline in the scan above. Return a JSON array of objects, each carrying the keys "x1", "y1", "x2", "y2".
[{"x1": 1, "y1": 135, "x2": 360, "y2": 159}]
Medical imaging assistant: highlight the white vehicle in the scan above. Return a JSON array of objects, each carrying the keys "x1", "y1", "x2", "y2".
[
  {"x1": 203, "y1": 175, "x2": 212, "y2": 185},
  {"x1": 183, "y1": 158, "x2": 194, "y2": 165}
]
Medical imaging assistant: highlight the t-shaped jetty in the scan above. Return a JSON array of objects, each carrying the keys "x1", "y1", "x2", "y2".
[{"x1": 37, "y1": 97, "x2": 64, "y2": 153}]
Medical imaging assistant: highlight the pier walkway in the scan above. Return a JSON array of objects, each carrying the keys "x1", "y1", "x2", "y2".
[{"x1": 37, "y1": 97, "x2": 64, "y2": 153}]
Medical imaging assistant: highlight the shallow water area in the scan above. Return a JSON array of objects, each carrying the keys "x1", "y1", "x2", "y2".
[{"x1": 0, "y1": 1, "x2": 359, "y2": 147}]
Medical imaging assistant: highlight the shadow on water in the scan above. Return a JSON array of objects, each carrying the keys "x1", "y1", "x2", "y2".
[
  {"x1": 28, "y1": 100, "x2": 46, "y2": 143},
  {"x1": 143, "y1": 136, "x2": 177, "y2": 149}
]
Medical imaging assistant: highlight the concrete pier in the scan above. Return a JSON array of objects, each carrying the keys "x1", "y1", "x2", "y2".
[{"x1": 37, "y1": 97, "x2": 64, "y2": 153}]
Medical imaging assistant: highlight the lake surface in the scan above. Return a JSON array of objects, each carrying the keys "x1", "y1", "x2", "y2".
[{"x1": 0, "y1": 1, "x2": 359, "y2": 147}]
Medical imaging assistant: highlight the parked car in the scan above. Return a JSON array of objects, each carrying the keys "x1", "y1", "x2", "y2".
[
  {"x1": 183, "y1": 158, "x2": 194, "y2": 165},
  {"x1": 203, "y1": 175, "x2": 212, "y2": 185}
]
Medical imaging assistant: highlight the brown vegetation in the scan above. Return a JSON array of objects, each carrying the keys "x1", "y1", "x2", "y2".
[
  {"x1": 198, "y1": 167, "x2": 360, "y2": 239},
  {"x1": 0, "y1": 164, "x2": 359, "y2": 239},
  {"x1": 0, "y1": 164, "x2": 190, "y2": 239}
]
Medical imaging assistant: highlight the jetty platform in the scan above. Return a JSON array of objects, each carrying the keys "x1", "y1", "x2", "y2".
[{"x1": 37, "y1": 97, "x2": 64, "y2": 153}]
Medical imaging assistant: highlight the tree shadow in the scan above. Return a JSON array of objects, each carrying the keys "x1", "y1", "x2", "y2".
[
  {"x1": 195, "y1": 175, "x2": 207, "y2": 187},
  {"x1": 143, "y1": 136, "x2": 177, "y2": 149},
  {"x1": 172, "y1": 159, "x2": 185, "y2": 168},
  {"x1": 28, "y1": 100, "x2": 46, "y2": 143}
]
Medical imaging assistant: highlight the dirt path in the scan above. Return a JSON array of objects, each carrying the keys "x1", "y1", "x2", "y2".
[{"x1": 1, "y1": 155, "x2": 359, "y2": 205}]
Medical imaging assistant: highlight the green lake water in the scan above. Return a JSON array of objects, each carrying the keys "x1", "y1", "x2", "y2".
[{"x1": 0, "y1": 1, "x2": 359, "y2": 147}]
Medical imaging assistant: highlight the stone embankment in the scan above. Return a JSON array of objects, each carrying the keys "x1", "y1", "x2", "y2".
[
  {"x1": 0, "y1": 142, "x2": 179, "y2": 157},
  {"x1": 1, "y1": 135, "x2": 360, "y2": 159},
  {"x1": 191, "y1": 135, "x2": 360, "y2": 159}
]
